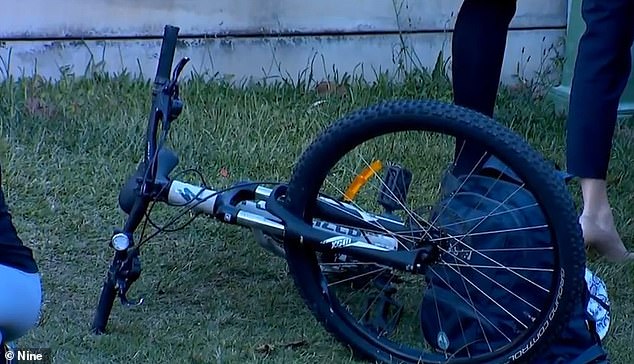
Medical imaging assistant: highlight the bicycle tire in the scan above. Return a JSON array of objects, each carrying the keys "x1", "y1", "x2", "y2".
[{"x1": 282, "y1": 99, "x2": 585, "y2": 363}]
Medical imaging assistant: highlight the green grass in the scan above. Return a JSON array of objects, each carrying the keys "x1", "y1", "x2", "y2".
[{"x1": 1, "y1": 68, "x2": 633, "y2": 364}]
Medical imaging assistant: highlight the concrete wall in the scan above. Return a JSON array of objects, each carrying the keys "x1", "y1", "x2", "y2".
[{"x1": 0, "y1": 0, "x2": 567, "y2": 84}]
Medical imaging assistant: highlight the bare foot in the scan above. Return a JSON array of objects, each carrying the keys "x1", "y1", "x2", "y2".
[{"x1": 579, "y1": 214, "x2": 634, "y2": 263}]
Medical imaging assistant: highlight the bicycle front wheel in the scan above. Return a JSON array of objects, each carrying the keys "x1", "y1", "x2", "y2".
[{"x1": 282, "y1": 99, "x2": 585, "y2": 363}]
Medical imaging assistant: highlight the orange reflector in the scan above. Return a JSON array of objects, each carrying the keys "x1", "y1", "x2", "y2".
[{"x1": 343, "y1": 160, "x2": 383, "y2": 202}]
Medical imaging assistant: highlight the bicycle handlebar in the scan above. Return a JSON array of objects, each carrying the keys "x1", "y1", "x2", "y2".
[
  {"x1": 93, "y1": 23, "x2": 186, "y2": 335},
  {"x1": 144, "y1": 25, "x2": 181, "y2": 178},
  {"x1": 154, "y1": 25, "x2": 180, "y2": 84},
  {"x1": 127, "y1": 25, "x2": 182, "y2": 234}
]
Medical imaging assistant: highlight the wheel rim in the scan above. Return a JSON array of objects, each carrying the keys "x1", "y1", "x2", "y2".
[{"x1": 285, "y1": 115, "x2": 579, "y2": 364}]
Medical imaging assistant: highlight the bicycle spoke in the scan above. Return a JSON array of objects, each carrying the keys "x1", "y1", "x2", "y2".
[
  {"x1": 324, "y1": 179, "x2": 418, "y2": 250},
  {"x1": 439, "y1": 263, "x2": 530, "y2": 330},
  {"x1": 440, "y1": 262, "x2": 553, "y2": 273},
  {"x1": 429, "y1": 266, "x2": 510, "y2": 344},
  {"x1": 436, "y1": 246, "x2": 544, "y2": 312},
  {"x1": 428, "y1": 224, "x2": 549, "y2": 242},
  {"x1": 358, "y1": 156, "x2": 432, "y2": 239},
  {"x1": 437, "y1": 236, "x2": 551, "y2": 293},
  {"x1": 436, "y1": 203, "x2": 540, "y2": 230},
  {"x1": 327, "y1": 266, "x2": 390, "y2": 287},
  {"x1": 428, "y1": 152, "x2": 490, "y2": 228}
]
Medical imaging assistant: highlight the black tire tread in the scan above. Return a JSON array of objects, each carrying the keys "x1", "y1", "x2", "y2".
[{"x1": 283, "y1": 99, "x2": 585, "y2": 363}]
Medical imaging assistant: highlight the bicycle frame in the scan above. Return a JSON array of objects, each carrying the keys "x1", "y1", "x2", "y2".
[
  {"x1": 123, "y1": 149, "x2": 428, "y2": 272},
  {"x1": 92, "y1": 24, "x2": 435, "y2": 335}
]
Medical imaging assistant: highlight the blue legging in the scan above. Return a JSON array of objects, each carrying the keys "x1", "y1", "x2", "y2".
[
  {"x1": 566, "y1": 0, "x2": 634, "y2": 179},
  {"x1": 0, "y1": 264, "x2": 41, "y2": 344}
]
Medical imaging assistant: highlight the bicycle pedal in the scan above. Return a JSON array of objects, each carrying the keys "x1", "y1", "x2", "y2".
[
  {"x1": 362, "y1": 285, "x2": 404, "y2": 337},
  {"x1": 377, "y1": 164, "x2": 412, "y2": 213}
]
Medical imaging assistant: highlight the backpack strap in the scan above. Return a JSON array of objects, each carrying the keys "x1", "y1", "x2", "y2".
[
  {"x1": 480, "y1": 156, "x2": 523, "y2": 184},
  {"x1": 479, "y1": 156, "x2": 574, "y2": 185},
  {"x1": 589, "y1": 293, "x2": 611, "y2": 312}
]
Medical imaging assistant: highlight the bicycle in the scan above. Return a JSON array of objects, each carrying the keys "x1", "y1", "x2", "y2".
[{"x1": 91, "y1": 25, "x2": 586, "y2": 364}]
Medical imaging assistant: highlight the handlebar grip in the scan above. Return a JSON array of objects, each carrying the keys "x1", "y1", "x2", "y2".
[{"x1": 154, "y1": 25, "x2": 180, "y2": 83}]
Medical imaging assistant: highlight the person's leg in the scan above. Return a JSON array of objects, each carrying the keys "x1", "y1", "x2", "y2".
[
  {"x1": 451, "y1": 0, "x2": 517, "y2": 175},
  {"x1": 566, "y1": 0, "x2": 634, "y2": 262},
  {"x1": 0, "y1": 264, "x2": 42, "y2": 343}
]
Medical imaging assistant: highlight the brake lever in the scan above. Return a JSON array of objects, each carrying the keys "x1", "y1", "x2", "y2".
[
  {"x1": 171, "y1": 57, "x2": 190, "y2": 86},
  {"x1": 119, "y1": 287, "x2": 144, "y2": 306},
  {"x1": 158, "y1": 57, "x2": 190, "y2": 132},
  {"x1": 115, "y1": 247, "x2": 144, "y2": 307},
  {"x1": 167, "y1": 57, "x2": 190, "y2": 96}
]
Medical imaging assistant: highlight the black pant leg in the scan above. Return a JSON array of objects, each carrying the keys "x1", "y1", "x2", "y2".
[
  {"x1": 566, "y1": 0, "x2": 634, "y2": 179},
  {"x1": 452, "y1": 0, "x2": 517, "y2": 175}
]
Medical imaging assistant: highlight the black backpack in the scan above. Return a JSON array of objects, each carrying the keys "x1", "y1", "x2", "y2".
[{"x1": 419, "y1": 156, "x2": 610, "y2": 363}]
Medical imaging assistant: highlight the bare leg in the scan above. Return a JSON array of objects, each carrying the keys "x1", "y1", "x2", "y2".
[{"x1": 578, "y1": 179, "x2": 633, "y2": 262}]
